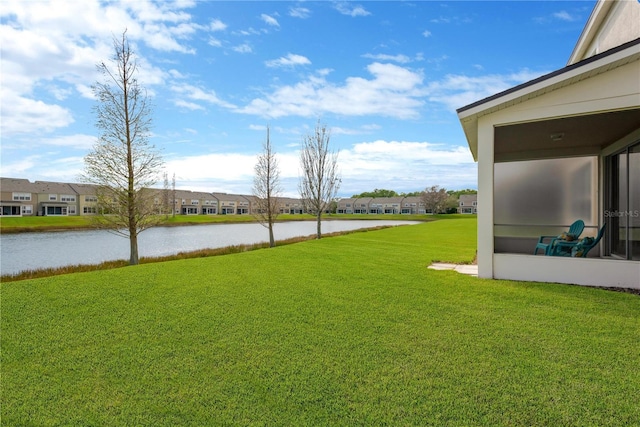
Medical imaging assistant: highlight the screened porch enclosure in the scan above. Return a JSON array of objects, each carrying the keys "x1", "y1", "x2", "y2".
[{"x1": 491, "y1": 109, "x2": 640, "y2": 260}]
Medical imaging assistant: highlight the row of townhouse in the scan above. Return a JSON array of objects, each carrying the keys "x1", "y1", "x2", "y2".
[
  {"x1": 1, "y1": 177, "x2": 477, "y2": 217},
  {"x1": 0, "y1": 177, "x2": 312, "y2": 217},
  {"x1": 336, "y1": 194, "x2": 478, "y2": 215}
]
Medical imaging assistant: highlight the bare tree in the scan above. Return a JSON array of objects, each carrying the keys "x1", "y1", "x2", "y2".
[
  {"x1": 252, "y1": 125, "x2": 282, "y2": 247},
  {"x1": 82, "y1": 31, "x2": 163, "y2": 265},
  {"x1": 299, "y1": 121, "x2": 341, "y2": 239},
  {"x1": 172, "y1": 172, "x2": 176, "y2": 218},
  {"x1": 421, "y1": 185, "x2": 449, "y2": 214},
  {"x1": 162, "y1": 172, "x2": 171, "y2": 217}
]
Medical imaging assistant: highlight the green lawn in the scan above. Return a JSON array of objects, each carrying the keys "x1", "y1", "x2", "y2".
[{"x1": 3, "y1": 218, "x2": 639, "y2": 426}]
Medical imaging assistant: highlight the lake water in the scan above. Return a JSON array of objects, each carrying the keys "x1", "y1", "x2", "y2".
[{"x1": 0, "y1": 220, "x2": 419, "y2": 275}]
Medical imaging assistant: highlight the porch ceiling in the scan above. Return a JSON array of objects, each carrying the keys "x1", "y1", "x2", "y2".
[{"x1": 494, "y1": 108, "x2": 640, "y2": 162}]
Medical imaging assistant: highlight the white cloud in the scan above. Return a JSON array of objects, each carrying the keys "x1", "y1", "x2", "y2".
[
  {"x1": 265, "y1": 53, "x2": 311, "y2": 68},
  {"x1": 422, "y1": 30, "x2": 432, "y2": 38},
  {"x1": 0, "y1": 89, "x2": 75, "y2": 136},
  {"x1": 166, "y1": 153, "x2": 258, "y2": 183},
  {"x1": 289, "y1": 7, "x2": 311, "y2": 19},
  {"x1": 208, "y1": 37, "x2": 222, "y2": 48},
  {"x1": 171, "y1": 83, "x2": 237, "y2": 109},
  {"x1": 425, "y1": 69, "x2": 547, "y2": 111},
  {"x1": 163, "y1": 139, "x2": 477, "y2": 197},
  {"x1": 553, "y1": 11, "x2": 578, "y2": 22},
  {"x1": 362, "y1": 53, "x2": 411, "y2": 64},
  {"x1": 233, "y1": 43, "x2": 253, "y2": 54},
  {"x1": 333, "y1": 2, "x2": 371, "y2": 17},
  {"x1": 210, "y1": 18, "x2": 227, "y2": 31},
  {"x1": 38, "y1": 134, "x2": 97, "y2": 149},
  {"x1": 260, "y1": 13, "x2": 280, "y2": 27},
  {"x1": 174, "y1": 99, "x2": 205, "y2": 111},
  {"x1": 0, "y1": 0, "x2": 204, "y2": 140},
  {"x1": 237, "y1": 63, "x2": 425, "y2": 119}
]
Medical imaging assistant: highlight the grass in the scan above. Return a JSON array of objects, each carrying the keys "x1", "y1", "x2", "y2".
[{"x1": 3, "y1": 218, "x2": 639, "y2": 426}]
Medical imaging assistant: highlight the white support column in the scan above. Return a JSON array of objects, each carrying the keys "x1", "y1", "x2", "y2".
[{"x1": 477, "y1": 117, "x2": 495, "y2": 278}]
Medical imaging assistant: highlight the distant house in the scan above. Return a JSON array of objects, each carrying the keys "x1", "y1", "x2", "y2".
[
  {"x1": 401, "y1": 196, "x2": 423, "y2": 214},
  {"x1": 0, "y1": 178, "x2": 35, "y2": 216},
  {"x1": 458, "y1": 194, "x2": 477, "y2": 214},
  {"x1": 276, "y1": 197, "x2": 304, "y2": 214},
  {"x1": 336, "y1": 198, "x2": 355, "y2": 214},
  {"x1": 68, "y1": 183, "x2": 98, "y2": 215},
  {"x1": 457, "y1": 0, "x2": 639, "y2": 289},
  {"x1": 31, "y1": 181, "x2": 79, "y2": 216}
]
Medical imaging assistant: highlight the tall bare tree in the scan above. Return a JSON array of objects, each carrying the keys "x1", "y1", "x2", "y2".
[
  {"x1": 82, "y1": 31, "x2": 163, "y2": 265},
  {"x1": 252, "y1": 125, "x2": 282, "y2": 247},
  {"x1": 421, "y1": 185, "x2": 449, "y2": 214},
  {"x1": 299, "y1": 121, "x2": 341, "y2": 239}
]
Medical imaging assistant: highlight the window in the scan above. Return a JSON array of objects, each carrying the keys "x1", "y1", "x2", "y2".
[
  {"x1": 472, "y1": 201, "x2": 477, "y2": 206},
  {"x1": 49, "y1": 194, "x2": 57, "y2": 201},
  {"x1": 85, "y1": 195, "x2": 97, "y2": 202},
  {"x1": 21, "y1": 205, "x2": 33, "y2": 214},
  {"x1": 83, "y1": 206, "x2": 97, "y2": 214},
  {"x1": 191, "y1": 199, "x2": 199, "y2": 205},
  {"x1": 1, "y1": 206, "x2": 21, "y2": 216},
  {"x1": 12, "y1": 192, "x2": 31, "y2": 201},
  {"x1": 68, "y1": 206, "x2": 76, "y2": 215},
  {"x1": 607, "y1": 142, "x2": 640, "y2": 260},
  {"x1": 46, "y1": 206, "x2": 67, "y2": 216},
  {"x1": 61, "y1": 195, "x2": 76, "y2": 202}
]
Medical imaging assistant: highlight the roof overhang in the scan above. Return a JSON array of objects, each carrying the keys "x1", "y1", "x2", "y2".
[{"x1": 457, "y1": 38, "x2": 640, "y2": 161}]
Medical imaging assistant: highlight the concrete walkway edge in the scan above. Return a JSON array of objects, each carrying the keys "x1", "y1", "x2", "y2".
[{"x1": 428, "y1": 263, "x2": 478, "y2": 277}]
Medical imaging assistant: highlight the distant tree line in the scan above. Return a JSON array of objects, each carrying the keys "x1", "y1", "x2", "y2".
[{"x1": 352, "y1": 188, "x2": 476, "y2": 199}]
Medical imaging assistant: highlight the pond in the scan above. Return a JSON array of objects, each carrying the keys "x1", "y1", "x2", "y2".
[{"x1": 0, "y1": 220, "x2": 419, "y2": 276}]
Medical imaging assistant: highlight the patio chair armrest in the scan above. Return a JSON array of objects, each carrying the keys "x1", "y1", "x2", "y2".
[{"x1": 536, "y1": 235, "x2": 558, "y2": 244}]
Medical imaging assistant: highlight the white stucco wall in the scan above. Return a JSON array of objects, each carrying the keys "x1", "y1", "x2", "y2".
[
  {"x1": 570, "y1": 0, "x2": 640, "y2": 64},
  {"x1": 585, "y1": 1, "x2": 640, "y2": 59}
]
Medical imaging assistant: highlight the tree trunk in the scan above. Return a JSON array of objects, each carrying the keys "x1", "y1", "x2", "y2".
[
  {"x1": 130, "y1": 232, "x2": 139, "y2": 265},
  {"x1": 268, "y1": 223, "x2": 275, "y2": 247},
  {"x1": 316, "y1": 212, "x2": 322, "y2": 239}
]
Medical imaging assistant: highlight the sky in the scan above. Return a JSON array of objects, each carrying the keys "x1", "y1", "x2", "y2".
[{"x1": 1, "y1": 0, "x2": 594, "y2": 197}]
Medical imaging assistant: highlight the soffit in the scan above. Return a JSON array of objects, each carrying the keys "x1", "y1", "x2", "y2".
[{"x1": 494, "y1": 108, "x2": 640, "y2": 162}]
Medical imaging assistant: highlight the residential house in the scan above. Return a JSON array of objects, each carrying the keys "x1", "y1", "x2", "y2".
[
  {"x1": 279, "y1": 197, "x2": 305, "y2": 214},
  {"x1": 68, "y1": 183, "x2": 98, "y2": 215},
  {"x1": 336, "y1": 198, "x2": 356, "y2": 214},
  {"x1": 32, "y1": 181, "x2": 79, "y2": 216},
  {"x1": 0, "y1": 178, "x2": 35, "y2": 216},
  {"x1": 374, "y1": 197, "x2": 403, "y2": 214},
  {"x1": 458, "y1": 194, "x2": 477, "y2": 214},
  {"x1": 457, "y1": 0, "x2": 639, "y2": 289},
  {"x1": 213, "y1": 193, "x2": 251, "y2": 215},
  {"x1": 353, "y1": 197, "x2": 372, "y2": 214},
  {"x1": 401, "y1": 196, "x2": 424, "y2": 214}
]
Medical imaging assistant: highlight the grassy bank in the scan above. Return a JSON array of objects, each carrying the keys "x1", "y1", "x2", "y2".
[{"x1": 3, "y1": 218, "x2": 638, "y2": 425}]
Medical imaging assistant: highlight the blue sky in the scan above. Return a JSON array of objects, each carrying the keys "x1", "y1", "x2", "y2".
[{"x1": 1, "y1": 1, "x2": 594, "y2": 197}]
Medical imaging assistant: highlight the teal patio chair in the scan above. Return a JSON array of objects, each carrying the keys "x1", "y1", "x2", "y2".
[
  {"x1": 533, "y1": 220, "x2": 585, "y2": 255},
  {"x1": 549, "y1": 223, "x2": 606, "y2": 257}
]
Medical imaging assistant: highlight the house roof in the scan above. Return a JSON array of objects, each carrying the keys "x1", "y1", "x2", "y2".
[
  {"x1": 32, "y1": 180, "x2": 77, "y2": 194},
  {"x1": 0, "y1": 177, "x2": 33, "y2": 192},
  {"x1": 457, "y1": 38, "x2": 640, "y2": 160}
]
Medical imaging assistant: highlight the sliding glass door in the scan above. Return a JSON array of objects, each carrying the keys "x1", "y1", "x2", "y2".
[{"x1": 608, "y1": 142, "x2": 640, "y2": 260}]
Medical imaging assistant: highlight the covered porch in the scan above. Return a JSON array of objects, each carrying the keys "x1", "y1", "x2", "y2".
[{"x1": 458, "y1": 39, "x2": 640, "y2": 290}]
